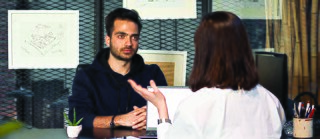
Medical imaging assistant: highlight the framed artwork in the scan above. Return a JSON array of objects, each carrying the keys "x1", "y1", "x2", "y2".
[
  {"x1": 138, "y1": 50, "x2": 187, "y2": 86},
  {"x1": 212, "y1": 0, "x2": 282, "y2": 19},
  {"x1": 8, "y1": 10, "x2": 79, "y2": 69}
]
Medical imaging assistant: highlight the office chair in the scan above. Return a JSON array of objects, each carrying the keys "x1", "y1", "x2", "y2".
[
  {"x1": 76, "y1": 64, "x2": 90, "y2": 72},
  {"x1": 255, "y1": 51, "x2": 290, "y2": 119}
]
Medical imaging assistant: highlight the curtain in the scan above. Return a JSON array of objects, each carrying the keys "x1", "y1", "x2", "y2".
[{"x1": 265, "y1": 0, "x2": 319, "y2": 102}]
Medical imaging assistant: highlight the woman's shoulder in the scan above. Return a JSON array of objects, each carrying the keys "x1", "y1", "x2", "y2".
[
  {"x1": 251, "y1": 84, "x2": 282, "y2": 106},
  {"x1": 178, "y1": 87, "x2": 227, "y2": 108},
  {"x1": 254, "y1": 85, "x2": 278, "y2": 98},
  {"x1": 179, "y1": 86, "x2": 280, "y2": 107}
]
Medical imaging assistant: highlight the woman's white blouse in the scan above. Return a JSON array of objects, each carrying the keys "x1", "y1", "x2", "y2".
[{"x1": 157, "y1": 85, "x2": 286, "y2": 139}]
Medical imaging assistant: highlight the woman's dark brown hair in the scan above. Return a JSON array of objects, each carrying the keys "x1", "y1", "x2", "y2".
[{"x1": 189, "y1": 11, "x2": 258, "y2": 92}]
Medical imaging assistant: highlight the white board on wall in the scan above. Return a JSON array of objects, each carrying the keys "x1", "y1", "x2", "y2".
[
  {"x1": 123, "y1": 0, "x2": 197, "y2": 19},
  {"x1": 212, "y1": 0, "x2": 282, "y2": 19}
]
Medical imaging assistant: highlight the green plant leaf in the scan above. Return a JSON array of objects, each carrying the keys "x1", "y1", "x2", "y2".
[
  {"x1": 73, "y1": 108, "x2": 76, "y2": 125},
  {"x1": 75, "y1": 117, "x2": 83, "y2": 126},
  {"x1": 63, "y1": 112, "x2": 72, "y2": 126},
  {"x1": 63, "y1": 108, "x2": 83, "y2": 126}
]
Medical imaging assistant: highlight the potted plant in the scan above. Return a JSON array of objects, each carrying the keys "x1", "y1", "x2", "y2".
[{"x1": 63, "y1": 108, "x2": 83, "y2": 138}]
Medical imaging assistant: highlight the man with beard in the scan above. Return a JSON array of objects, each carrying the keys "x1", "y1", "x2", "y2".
[{"x1": 68, "y1": 8, "x2": 167, "y2": 130}]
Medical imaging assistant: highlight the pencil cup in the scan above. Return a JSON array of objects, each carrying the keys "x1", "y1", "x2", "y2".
[{"x1": 293, "y1": 118, "x2": 313, "y2": 138}]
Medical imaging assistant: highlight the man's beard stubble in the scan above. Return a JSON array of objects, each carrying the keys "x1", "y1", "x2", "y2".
[{"x1": 109, "y1": 42, "x2": 137, "y2": 62}]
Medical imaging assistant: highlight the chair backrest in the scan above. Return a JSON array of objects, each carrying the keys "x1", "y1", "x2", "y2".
[
  {"x1": 76, "y1": 64, "x2": 90, "y2": 72},
  {"x1": 255, "y1": 51, "x2": 288, "y2": 117}
]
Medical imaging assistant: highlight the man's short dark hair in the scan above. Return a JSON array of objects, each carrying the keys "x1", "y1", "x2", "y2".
[{"x1": 105, "y1": 8, "x2": 142, "y2": 37}]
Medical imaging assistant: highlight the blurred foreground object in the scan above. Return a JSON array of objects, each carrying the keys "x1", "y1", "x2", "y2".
[{"x1": 0, "y1": 119, "x2": 23, "y2": 138}]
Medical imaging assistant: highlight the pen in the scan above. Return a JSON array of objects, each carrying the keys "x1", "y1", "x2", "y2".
[
  {"x1": 299, "y1": 104, "x2": 306, "y2": 118},
  {"x1": 293, "y1": 104, "x2": 298, "y2": 118},
  {"x1": 305, "y1": 106, "x2": 311, "y2": 118},
  {"x1": 308, "y1": 108, "x2": 315, "y2": 118},
  {"x1": 305, "y1": 101, "x2": 310, "y2": 117},
  {"x1": 297, "y1": 102, "x2": 301, "y2": 118},
  {"x1": 298, "y1": 102, "x2": 302, "y2": 117}
]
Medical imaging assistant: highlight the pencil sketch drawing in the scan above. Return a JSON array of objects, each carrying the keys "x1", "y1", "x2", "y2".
[{"x1": 22, "y1": 23, "x2": 64, "y2": 56}]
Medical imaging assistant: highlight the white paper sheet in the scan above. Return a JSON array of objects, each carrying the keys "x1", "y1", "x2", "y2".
[{"x1": 123, "y1": 0, "x2": 197, "y2": 19}]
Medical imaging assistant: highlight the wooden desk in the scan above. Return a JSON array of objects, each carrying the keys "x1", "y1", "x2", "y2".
[
  {"x1": 3, "y1": 127, "x2": 147, "y2": 139},
  {"x1": 82, "y1": 128, "x2": 320, "y2": 139},
  {"x1": 4, "y1": 127, "x2": 320, "y2": 139},
  {"x1": 281, "y1": 132, "x2": 320, "y2": 139},
  {"x1": 80, "y1": 127, "x2": 146, "y2": 138}
]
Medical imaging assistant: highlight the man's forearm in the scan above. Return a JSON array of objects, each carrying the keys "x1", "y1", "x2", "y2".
[
  {"x1": 93, "y1": 115, "x2": 125, "y2": 128},
  {"x1": 93, "y1": 116, "x2": 113, "y2": 128}
]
